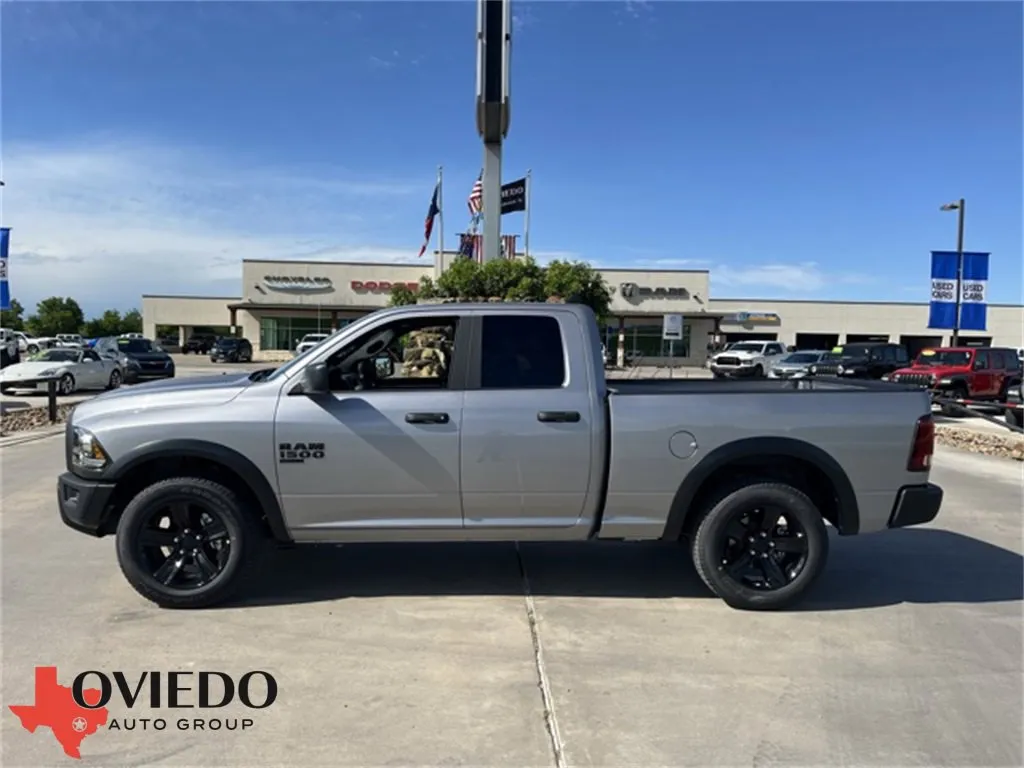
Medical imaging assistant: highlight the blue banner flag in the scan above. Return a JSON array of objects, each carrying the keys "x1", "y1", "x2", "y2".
[
  {"x1": 959, "y1": 251, "x2": 989, "y2": 331},
  {"x1": 927, "y1": 251, "x2": 958, "y2": 329},
  {"x1": 0, "y1": 228, "x2": 10, "y2": 312},
  {"x1": 927, "y1": 250, "x2": 991, "y2": 332}
]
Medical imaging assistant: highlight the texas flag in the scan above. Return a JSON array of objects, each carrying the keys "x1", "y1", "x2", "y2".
[{"x1": 417, "y1": 181, "x2": 441, "y2": 258}]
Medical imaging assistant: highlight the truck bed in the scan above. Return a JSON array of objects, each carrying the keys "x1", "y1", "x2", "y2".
[{"x1": 608, "y1": 377, "x2": 924, "y2": 395}]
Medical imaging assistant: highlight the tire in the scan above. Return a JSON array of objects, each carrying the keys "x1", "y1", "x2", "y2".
[
  {"x1": 58, "y1": 373, "x2": 76, "y2": 395},
  {"x1": 107, "y1": 369, "x2": 122, "y2": 390},
  {"x1": 753, "y1": 364, "x2": 764, "y2": 378},
  {"x1": 115, "y1": 477, "x2": 266, "y2": 609},
  {"x1": 0, "y1": 350, "x2": 8, "y2": 369},
  {"x1": 690, "y1": 482, "x2": 830, "y2": 611},
  {"x1": 940, "y1": 385, "x2": 967, "y2": 417},
  {"x1": 26, "y1": 344, "x2": 38, "y2": 354},
  {"x1": 1008, "y1": 407, "x2": 1023, "y2": 429}
]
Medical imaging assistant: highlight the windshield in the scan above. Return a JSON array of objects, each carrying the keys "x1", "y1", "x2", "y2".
[
  {"x1": 780, "y1": 352, "x2": 823, "y2": 364},
  {"x1": 33, "y1": 349, "x2": 81, "y2": 363},
  {"x1": 216, "y1": 338, "x2": 240, "y2": 348},
  {"x1": 838, "y1": 344, "x2": 875, "y2": 358},
  {"x1": 915, "y1": 350, "x2": 971, "y2": 366},
  {"x1": 266, "y1": 313, "x2": 384, "y2": 382},
  {"x1": 302, "y1": 334, "x2": 328, "y2": 343},
  {"x1": 725, "y1": 342, "x2": 765, "y2": 353},
  {"x1": 116, "y1": 339, "x2": 161, "y2": 354}
]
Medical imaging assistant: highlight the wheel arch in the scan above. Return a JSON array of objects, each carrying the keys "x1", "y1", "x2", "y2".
[
  {"x1": 103, "y1": 439, "x2": 292, "y2": 543},
  {"x1": 661, "y1": 436, "x2": 860, "y2": 541}
]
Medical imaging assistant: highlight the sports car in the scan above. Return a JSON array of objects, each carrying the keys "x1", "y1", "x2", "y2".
[{"x1": 0, "y1": 348, "x2": 124, "y2": 395}]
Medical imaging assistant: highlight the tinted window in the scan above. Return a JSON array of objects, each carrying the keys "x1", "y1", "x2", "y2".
[
  {"x1": 991, "y1": 351, "x2": 1004, "y2": 369},
  {"x1": 216, "y1": 338, "x2": 240, "y2": 348},
  {"x1": 1007, "y1": 352, "x2": 1022, "y2": 371},
  {"x1": 116, "y1": 339, "x2": 159, "y2": 354},
  {"x1": 481, "y1": 316, "x2": 566, "y2": 389},
  {"x1": 975, "y1": 350, "x2": 990, "y2": 368},
  {"x1": 896, "y1": 347, "x2": 909, "y2": 364},
  {"x1": 83, "y1": 350, "x2": 101, "y2": 362}
]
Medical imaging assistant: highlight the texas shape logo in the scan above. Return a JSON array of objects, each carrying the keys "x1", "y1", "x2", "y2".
[{"x1": 9, "y1": 666, "x2": 108, "y2": 759}]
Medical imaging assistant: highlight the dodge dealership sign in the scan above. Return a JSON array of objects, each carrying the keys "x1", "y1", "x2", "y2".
[{"x1": 351, "y1": 280, "x2": 419, "y2": 293}]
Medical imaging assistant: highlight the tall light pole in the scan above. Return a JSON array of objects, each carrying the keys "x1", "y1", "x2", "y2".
[{"x1": 940, "y1": 198, "x2": 965, "y2": 346}]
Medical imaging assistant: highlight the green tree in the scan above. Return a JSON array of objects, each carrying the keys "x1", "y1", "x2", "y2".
[
  {"x1": 388, "y1": 258, "x2": 611, "y2": 322},
  {"x1": 0, "y1": 298, "x2": 26, "y2": 331},
  {"x1": 388, "y1": 283, "x2": 418, "y2": 307},
  {"x1": 82, "y1": 309, "x2": 124, "y2": 338},
  {"x1": 27, "y1": 297, "x2": 85, "y2": 337},
  {"x1": 121, "y1": 308, "x2": 143, "y2": 333}
]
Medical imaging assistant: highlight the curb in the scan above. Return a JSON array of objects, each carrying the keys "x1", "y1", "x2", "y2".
[{"x1": 0, "y1": 424, "x2": 66, "y2": 447}]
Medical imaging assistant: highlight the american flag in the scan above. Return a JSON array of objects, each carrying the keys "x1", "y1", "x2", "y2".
[
  {"x1": 457, "y1": 233, "x2": 518, "y2": 263},
  {"x1": 467, "y1": 172, "x2": 483, "y2": 216}
]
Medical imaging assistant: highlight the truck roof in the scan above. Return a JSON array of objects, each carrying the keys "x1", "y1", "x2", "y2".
[{"x1": 374, "y1": 301, "x2": 593, "y2": 318}]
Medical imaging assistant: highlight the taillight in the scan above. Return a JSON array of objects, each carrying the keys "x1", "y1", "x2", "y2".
[{"x1": 908, "y1": 414, "x2": 935, "y2": 471}]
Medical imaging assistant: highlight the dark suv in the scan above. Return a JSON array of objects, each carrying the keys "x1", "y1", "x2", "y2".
[
  {"x1": 183, "y1": 333, "x2": 217, "y2": 354},
  {"x1": 209, "y1": 337, "x2": 253, "y2": 363},
  {"x1": 810, "y1": 342, "x2": 909, "y2": 379}
]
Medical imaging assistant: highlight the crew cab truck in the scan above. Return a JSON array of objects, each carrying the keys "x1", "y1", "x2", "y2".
[
  {"x1": 708, "y1": 340, "x2": 787, "y2": 378},
  {"x1": 57, "y1": 303, "x2": 943, "y2": 612},
  {"x1": 887, "y1": 347, "x2": 1022, "y2": 417}
]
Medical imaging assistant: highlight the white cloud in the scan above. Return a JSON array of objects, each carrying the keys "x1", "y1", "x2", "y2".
[
  {"x1": 1, "y1": 139, "x2": 426, "y2": 314},
  {"x1": 710, "y1": 262, "x2": 875, "y2": 293}
]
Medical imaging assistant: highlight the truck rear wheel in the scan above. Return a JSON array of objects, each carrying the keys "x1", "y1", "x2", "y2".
[
  {"x1": 115, "y1": 477, "x2": 264, "y2": 609},
  {"x1": 690, "y1": 482, "x2": 829, "y2": 611}
]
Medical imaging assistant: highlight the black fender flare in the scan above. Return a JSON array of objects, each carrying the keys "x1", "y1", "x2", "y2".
[
  {"x1": 107, "y1": 439, "x2": 292, "y2": 543},
  {"x1": 661, "y1": 436, "x2": 860, "y2": 540}
]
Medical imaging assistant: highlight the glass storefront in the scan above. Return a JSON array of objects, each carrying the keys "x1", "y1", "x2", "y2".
[
  {"x1": 603, "y1": 321, "x2": 692, "y2": 359},
  {"x1": 259, "y1": 316, "x2": 356, "y2": 351}
]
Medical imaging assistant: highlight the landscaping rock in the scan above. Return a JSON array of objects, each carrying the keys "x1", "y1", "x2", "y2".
[
  {"x1": 1, "y1": 403, "x2": 77, "y2": 436},
  {"x1": 935, "y1": 424, "x2": 1024, "y2": 462}
]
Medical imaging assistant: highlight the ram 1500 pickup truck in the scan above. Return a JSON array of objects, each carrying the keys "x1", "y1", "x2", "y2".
[{"x1": 57, "y1": 303, "x2": 943, "y2": 611}]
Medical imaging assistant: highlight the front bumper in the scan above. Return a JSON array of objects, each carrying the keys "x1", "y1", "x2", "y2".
[
  {"x1": 710, "y1": 364, "x2": 761, "y2": 377},
  {"x1": 887, "y1": 483, "x2": 943, "y2": 529},
  {"x1": 57, "y1": 471, "x2": 118, "y2": 537}
]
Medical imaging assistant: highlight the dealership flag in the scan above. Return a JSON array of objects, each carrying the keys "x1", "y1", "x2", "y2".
[
  {"x1": 459, "y1": 233, "x2": 482, "y2": 262},
  {"x1": 417, "y1": 170, "x2": 443, "y2": 258},
  {"x1": 927, "y1": 250, "x2": 990, "y2": 331},
  {"x1": 500, "y1": 177, "x2": 527, "y2": 214},
  {"x1": 502, "y1": 234, "x2": 517, "y2": 259},
  {"x1": 959, "y1": 251, "x2": 989, "y2": 331},
  {"x1": 0, "y1": 228, "x2": 10, "y2": 311}
]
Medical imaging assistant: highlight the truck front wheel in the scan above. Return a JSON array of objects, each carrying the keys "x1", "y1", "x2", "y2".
[
  {"x1": 690, "y1": 482, "x2": 829, "y2": 611},
  {"x1": 115, "y1": 477, "x2": 264, "y2": 609}
]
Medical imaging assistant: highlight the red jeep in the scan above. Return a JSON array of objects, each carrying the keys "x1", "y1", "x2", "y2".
[{"x1": 889, "y1": 346, "x2": 1022, "y2": 416}]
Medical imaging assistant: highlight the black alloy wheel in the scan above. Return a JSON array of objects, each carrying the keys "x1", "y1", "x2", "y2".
[
  {"x1": 718, "y1": 506, "x2": 808, "y2": 591},
  {"x1": 136, "y1": 501, "x2": 232, "y2": 589},
  {"x1": 116, "y1": 477, "x2": 264, "y2": 608},
  {"x1": 691, "y1": 482, "x2": 829, "y2": 610}
]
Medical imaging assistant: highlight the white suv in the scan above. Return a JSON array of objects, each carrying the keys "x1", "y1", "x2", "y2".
[
  {"x1": 0, "y1": 328, "x2": 20, "y2": 367},
  {"x1": 710, "y1": 340, "x2": 788, "y2": 378},
  {"x1": 295, "y1": 333, "x2": 329, "y2": 356}
]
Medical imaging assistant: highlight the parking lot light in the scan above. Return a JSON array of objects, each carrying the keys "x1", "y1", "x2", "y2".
[{"x1": 940, "y1": 198, "x2": 966, "y2": 346}]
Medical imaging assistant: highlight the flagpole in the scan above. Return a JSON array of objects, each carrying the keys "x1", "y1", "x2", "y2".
[
  {"x1": 524, "y1": 168, "x2": 532, "y2": 260},
  {"x1": 437, "y1": 165, "x2": 444, "y2": 266}
]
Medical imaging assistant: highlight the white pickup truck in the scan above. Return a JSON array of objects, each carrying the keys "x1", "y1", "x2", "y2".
[
  {"x1": 294, "y1": 333, "x2": 330, "y2": 356},
  {"x1": 709, "y1": 340, "x2": 789, "y2": 378}
]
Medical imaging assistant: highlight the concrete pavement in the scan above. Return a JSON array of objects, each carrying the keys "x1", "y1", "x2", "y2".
[{"x1": 1, "y1": 437, "x2": 1020, "y2": 766}]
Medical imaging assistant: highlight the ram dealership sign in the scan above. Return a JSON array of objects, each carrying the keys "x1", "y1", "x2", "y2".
[
  {"x1": 263, "y1": 275, "x2": 334, "y2": 292},
  {"x1": 618, "y1": 283, "x2": 690, "y2": 300}
]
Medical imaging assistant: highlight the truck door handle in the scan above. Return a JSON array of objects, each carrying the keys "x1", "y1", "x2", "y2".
[
  {"x1": 537, "y1": 410, "x2": 581, "y2": 423},
  {"x1": 405, "y1": 412, "x2": 450, "y2": 424}
]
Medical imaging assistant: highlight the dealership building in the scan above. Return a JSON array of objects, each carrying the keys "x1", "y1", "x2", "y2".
[{"x1": 142, "y1": 253, "x2": 1023, "y2": 365}]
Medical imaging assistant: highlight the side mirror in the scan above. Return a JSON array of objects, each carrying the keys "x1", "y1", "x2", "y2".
[
  {"x1": 299, "y1": 361, "x2": 330, "y2": 394},
  {"x1": 374, "y1": 356, "x2": 394, "y2": 378}
]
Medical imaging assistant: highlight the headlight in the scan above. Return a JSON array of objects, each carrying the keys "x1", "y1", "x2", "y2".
[
  {"x1": 837, "y1": 364, "x2": 845, "y2": 374},
  {"x1": 71, "y1": 427, "x2": 110, "y2": 471},
  {"x1": 937, "y1": 377, "x2": 951, "y2": 385},
  {"x1": 809, "y1": 365, "x2": 818, "y2": 374},
  {"x1": 1010, "y1": 387, "x2": 1021, "y2": 398},
  {"x1": 881, "y1": 374, "x2": 891, "y2": 381},
  {"x1": 38, "y1": 368, "x2": 59, "y2": 377}
]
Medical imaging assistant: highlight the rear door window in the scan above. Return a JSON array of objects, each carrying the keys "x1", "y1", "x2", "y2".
[{"x1": 480, "y1": 315, "x2": 566, "y2": 389}]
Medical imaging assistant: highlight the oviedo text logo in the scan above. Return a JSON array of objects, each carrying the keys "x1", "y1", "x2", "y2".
[{"x1": 9, "y1": 666, "x2": 278, "y2": 760}]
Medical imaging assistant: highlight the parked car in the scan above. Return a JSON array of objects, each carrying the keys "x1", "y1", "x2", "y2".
[
  {"x1": 56, "y1": 303, "x2": 942, "y2": 612},
  {"x1": 0, "y1": 328, "x2": 20, "y2": 367},
  {"x1": 886, "y1": 346, "x2": 1022, "y2": 416},
  {"x1": 183, "y1": 333, "x2": 217, "y2": 354},
  {"x1": 120, "y1": 332, "x2": 145, "y2": 340},
  {"x1": 810, "y1": 342, "x2": 908, "y2": 380},
  {"x1": 0, "y1": 347, "x2": 123, "y2": 395},
  {"x1": 55, "y1": 334, "x2": 84, "y2": 349},
  {"x1": 94, "y1": 336, "x2": 175, "y2": 382},
  {"x1": 12, "y1": 331, "x2": 42, "y2": 355},
  {"x1": 295, "y1": 333, "x2": 329, "y2": 356},
  {"x1": 709, "y1": 340, "x2": 788, "y2": 378},
  {"x1": 766, "y1": 350, "x2": 833, "y2": 379},
  {"x1": 210, "y1": 337, "x2": 254, "y2": 363}
]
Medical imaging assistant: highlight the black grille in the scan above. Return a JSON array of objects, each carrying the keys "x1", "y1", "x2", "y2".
[
  {"x1": 813, "y1": 363, "x2": 840, "y2": 376},
  {"x1": 716, "y1": 356, "x2": 741, "y2": 366},
  {"x1": 896, "y1": 373, "x2": 933, "y2": 387}
]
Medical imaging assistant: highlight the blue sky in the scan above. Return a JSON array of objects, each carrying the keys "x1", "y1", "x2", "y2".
[{"x1": 2, "y1": 0, "x2": 1021, "y2": 315}]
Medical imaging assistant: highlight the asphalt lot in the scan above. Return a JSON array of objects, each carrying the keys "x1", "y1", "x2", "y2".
[{"x1": 1, "y1": 440, "x2": 1021, "y2": 766}]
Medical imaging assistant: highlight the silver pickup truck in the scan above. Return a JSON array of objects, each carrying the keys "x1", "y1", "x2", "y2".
[{"x1": 57, "y1": 303, "x2": 943, "y2": 611}]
